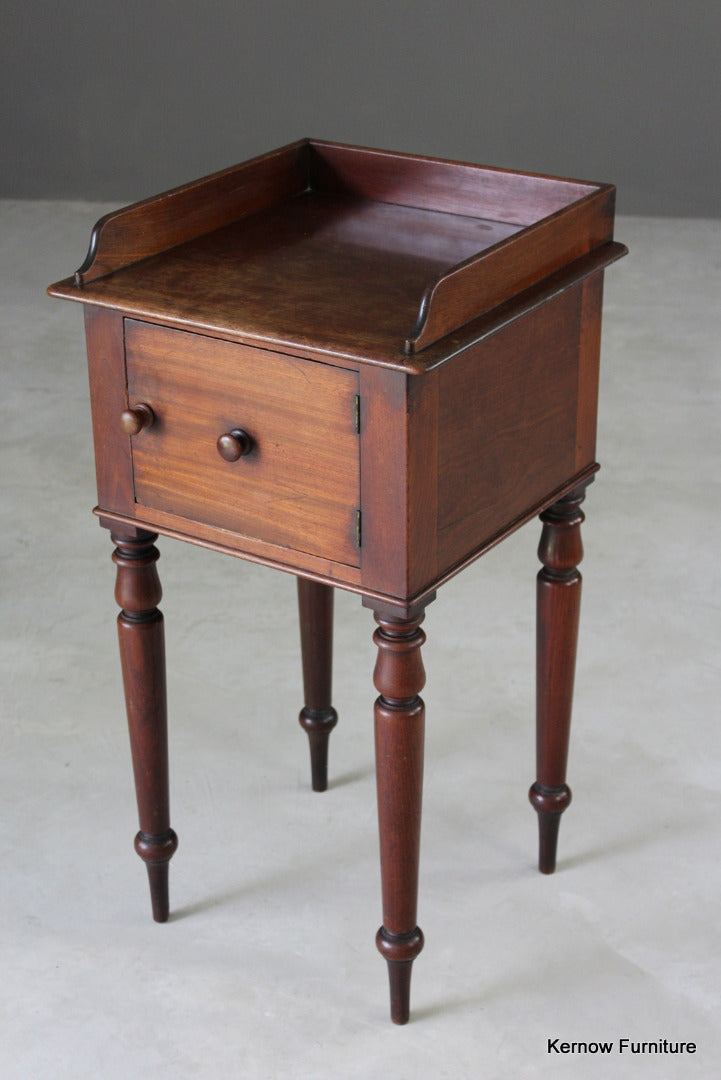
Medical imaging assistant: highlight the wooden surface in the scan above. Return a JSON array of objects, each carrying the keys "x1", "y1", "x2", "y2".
[
  {"x1": 358, "y1": 364, "x2": 439, "y2": 602},
  {"x1": 297, "y1": 579, "x2": 338, "y2": 792},
  {"x1": 407, "y1": 185, "x2": 614, "y2": 351},
  {"x1": 530, "y1": 487, "x2": 586, "y2": 874},
  {"x1": 112, "y1": 527, "x2": 177, "y2": 922},
  {"x1": 373, "y1": 611, "x2": 427, "y2": 1024},
  {"x1": 436, "y1": 286, "x2": 582, "y2": 576},
  {"x1": 575, "y1": 273, "x2": 605, "y2": 470},
  {"x1": 54, "y1": 192, "x2": 518, "y2": 363},
  {"x1": 308, "y1": 140, "x2": 600, "y2": 222},
  {"x1": 125, "y1": 321, "x2": 360, "y2": 567},
  {"x1": 75, "y1": 140, "x2": 308, "y2": 284},
  {"x1": 48, "y1": 140, "x2": 623, "y2": 367},
  {"x1": 47, "y1": 139, "x2": 626, "y2": 1024},
  {"x1": 96, "y1": 504, "x2": 364, "y2": 589},
  {"x1": 83, "y1": 307, "x2": 135, "y2": 515}
]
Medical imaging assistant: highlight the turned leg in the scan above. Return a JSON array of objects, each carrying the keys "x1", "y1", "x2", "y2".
[
  {"x1": 297, "y1": 578, "x2": 338, "y2": 792},
  {"x1": 373, "y1": 611, "x2": 426, "y2": 1024},
  {"x1": 112, "y1": 528, "x2": 177, "y2": 921},
  {"x1": 529, "y1": 486, "x2": 586, "y2": 874}
]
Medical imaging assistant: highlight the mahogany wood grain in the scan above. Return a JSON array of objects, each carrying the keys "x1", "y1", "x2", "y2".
[
  {"x1": 373, "y1": 611, "x2": 427, "y2": 1024},
  {"x1": 54, "y1": 238, "x2": 624, "y2": 380},
  {"x1": 358, "y1": 366, "x2": 439, "y2": 603},
  {"x1": 529, "y1": 486, "x2": 586, "y2": 873},
  {"x1": 97, "y1": 505, "x2": 364, "y2": 590},
  {"x1": 407, "y1": 186, "x2": 614, "y2": 352},
  {"x1": 75, "y1": 140, "x2": 308, "y2": 284},
  {"x1": 48, "y1": 140, "x2": 626, "y2": 1024},
  {"x1": 124, "y1": 321, "x2": 360, "y2": 567},
  {"x1": 436, "y1": 286, "x2": 582, "y2": 576},
  {"x1": 83, "y1": 307, "x2": 136, "y2": 516},
  {"x1": 297, "y1": 578, "x2": 337, "y2": 792},
  {"x1": 412, "y1": 241, "x2": 625, "y2": 374},
  {"x1": 407, "y1": 372, "x2": 440, "y2": 597},
  {"x1": 112, "y1": 528, "x2": 177, "y2": 920},
  {"x1": 98, "y1": 467, "x2": 596, "y2": 618},
  {"x1": 65, "y1": 138, "x2": 608, "y2": 297},
  {"x1": 405, "y1": 466, "x2": 597, "y2": 613},
  {"x1": 575, "y1": 273, "x2": 605, "y2": 472},
  {"x1": 308, "y1": 140, "x2": 600, "y2": 223},
  {"x1": 357, "y1": 367, "x2": 409, "y2": 600},
  {"x1": 48, "y1": 142, "x2": 624, "y2": 370},
  {"x1": 54, "y1": 194, "x2": 463, "y2": 364}
]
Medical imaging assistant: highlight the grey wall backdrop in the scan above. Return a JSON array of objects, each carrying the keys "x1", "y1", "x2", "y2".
[{"x1": 3, "y1": 0, "x2": 720, "y2": 216}]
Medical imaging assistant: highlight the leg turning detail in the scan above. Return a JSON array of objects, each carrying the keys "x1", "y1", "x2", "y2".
[
  {"x1": 373, "y1": 610, "x2": 426, "y2": 1023},
  {"x1": 112, "y1": 528, "x2": 177, "y2": 921},
  {"x1": 530, "y1": 486, "x2": 586, "y2": 874},
  {"x1": 297, "y1": 578, "x2": 338, "y2": 792}
]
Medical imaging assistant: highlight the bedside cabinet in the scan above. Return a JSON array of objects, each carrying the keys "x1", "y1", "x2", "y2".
[{"x1": 48, "y1": 139, "x2": 626, "y2": 1023}]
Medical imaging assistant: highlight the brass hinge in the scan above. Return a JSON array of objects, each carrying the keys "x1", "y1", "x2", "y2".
[
  {"x1": 355, "y1": 508, "x2": 362, "y2": 548},
  {"x1": 354, "y1": 394, "x2": 361, "y2": 435}
]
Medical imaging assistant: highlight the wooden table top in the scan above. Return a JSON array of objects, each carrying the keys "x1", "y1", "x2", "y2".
[{"x1": 48, "y1": 139, "x2": 623, "y2": 371}]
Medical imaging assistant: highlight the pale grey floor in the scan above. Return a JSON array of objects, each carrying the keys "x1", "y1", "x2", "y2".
[{"x1": 1, "y1": 203, "x2": 720, "y2": 1080}]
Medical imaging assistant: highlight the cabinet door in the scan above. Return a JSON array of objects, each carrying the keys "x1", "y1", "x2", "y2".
[{"x1": 125, "y1": 321, "x2": 360, "y2": 567}]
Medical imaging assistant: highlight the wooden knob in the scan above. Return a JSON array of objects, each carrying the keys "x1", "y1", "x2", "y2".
[
  {"x1": 217, "y1": 428, "x2": 253, "y2": 462},
  {"x1": 121, "y1": 403, "x2": 155, "y2": 435}
]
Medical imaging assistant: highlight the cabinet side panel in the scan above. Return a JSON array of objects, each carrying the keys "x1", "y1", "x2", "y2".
[
  {"x1": 359, "y1": 366, "x2": 410, "y2": 598},
  {"x1": 575, "y1": 273, "x2": 604, "y2": 472},
  {"x1": 437, "y1": 288, "x2": 582, "y2": 575},
  {"x1": 83, "y1": 306, "x2": 135, "y2": 516},
  {"x1": 407, "y1": 372, "x2": 439, "y2": 596}
]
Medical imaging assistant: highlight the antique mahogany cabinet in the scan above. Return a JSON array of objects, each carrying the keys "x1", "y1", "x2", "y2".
[{"x1": 48, "y1": 139, "x2": 626, "y2": 1023}]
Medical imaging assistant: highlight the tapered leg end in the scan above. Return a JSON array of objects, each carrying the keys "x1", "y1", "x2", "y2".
[
  {"x1": 146, "y1": 862, "x2": 171, "y2": 922},
  {"x1": 376, "y1": 926, "x2": 424, "y2": 1024},
  {"x1": 299, "y1": 707, "x2": 338, "y2": 792},
  {"x1": 135, "y1": 828, "x2": 178, "y2": 921},
  {"x1": 529, "y1": 783, "x2": 571, "y2": 874},
  {"x1": 386, "y1": 961, "x2": 413, "y2": 1024}
]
